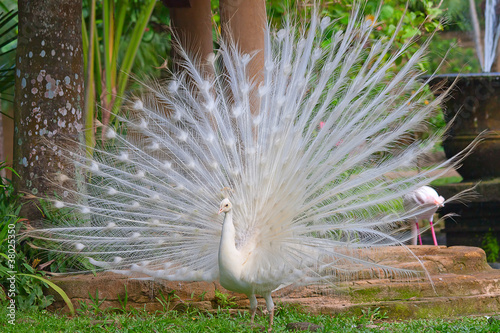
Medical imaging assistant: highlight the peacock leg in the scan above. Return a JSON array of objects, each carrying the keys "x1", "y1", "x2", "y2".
[
  {"x1": 268, "y1": 307, "x2": 274, "y2": 332},
  {"x1": 249, "y1": 294, "x2": 257, "y2": 323},
  {"x1": 263, "y1": 292, "x2": 275, "y2": 332}
]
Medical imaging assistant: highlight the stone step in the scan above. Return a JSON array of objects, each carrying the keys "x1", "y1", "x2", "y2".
[{"x1": 45, "y1": 246, "x2": 500, "y2": 319}]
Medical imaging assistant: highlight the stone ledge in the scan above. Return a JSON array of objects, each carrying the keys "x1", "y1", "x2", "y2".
[{"x1": 45, "y1": 246, "x2": 500, "y2": 318}]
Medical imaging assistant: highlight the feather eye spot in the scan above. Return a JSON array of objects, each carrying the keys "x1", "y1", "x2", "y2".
[
  {"x1": 320, "y1": 17, "x2": 331, "y2": 30},
  {"x1": 252, "y1": 115, "x2": 262, "y2": 126},
  {"x1": 206, "y1": 52, "x2": 216, "y2": 64},
  {"x1": 81, "y1": 207, "x2": 91, "y2": 214},
  {"x1": 105, "y1": 128, "x2": 116, "y2": 139},
  {"x1": 173, "y1": 111, "x2": 182, "y2": 121},
  {"x1": 108, "y1": 188, "x2": 118, "y2": 195},
  {"x1": 240, "y1": 83, "x2": 250, "y2": 94},
  {"x1": 258, "y1": 85, "x2": 268, "y2": 97},
  {"x1": 265, "y1": 61, "x2": 274, "y2": 72},
  {"x1": 56, "y1": 173, "x2": 70, "y2": 183},
  {"x1": 246, "y1": 147, "x2": 256, "y2": 155},
  {"x1": 130, "y1": 232, "x2": 141, "y2": 239},
  {"x1": 130, "y1": 201, "x2": 140, "y2": 209},
  {"x1": 297, "y1": 38, "x2": 306, "y2": 50},
  {"x1": 118, "y1": 152, "x2": 129, "y2": 161},
  {"x1": 135, "y1": 170, "x2": 146, "y2": 178},
  {"x1": 283, "y1": 64, "x2": 292, "y2": 75},
  {"x1": 232, "y1": 105, "x2": 243, "y2": 118},
  {"x1": 277, "y1": 29, "x2": 286, "y2": 41},
  {"x1": 149, "y1": 219, "x2": 160, "y2": 226},
  {"x1": 54, "y1": 201, "x2": 65, "y2": 208},
  {"x1": 162, "y1": 161, "x2": 172, "y2": 170},
  {"x1": 178, "y1": 131, "x2": 188, "y2": 142},
  {"x1": 90, "y1": 161, "x2": 99, "y2": 172},
  {"x1": 112, "y1": 257, "x2": 123, "y2": 265},
  {"x1": 277, "y1": 97, "x2": 285, "y2": 108},
  {"x1": 169, "y1": 81, "x2": 179, "y2": 93},
  {"x1": 148, "y1": 141, "x2": 160, "y2": 151},
  {"x1": 105, "y1": 222, "x2": 117, "y2": 230},
  {"x1": 130, "y1": 263, "x2": 141, "y2": 271},
  {"x1": 204, "y1": 101, "x2": 216, "y2": 112},
  {"x1": 225, "y1": 138, "x2": 235, "y2": 148},
  {"x1": 75, "y1": 243, "x2": 85, "y2": 251},
  {"x1": 312, "y1": 48, "x2": 322, "y2": 61},
  {"x1": 133, "y1": 100, "x2": 144, "y2": 110},
  {"x1": 139, "y1": 119, "x2": 148, "y2": 130},
  {"x1": 201, "y1": 80, "x2": 211, "y2": 92},
  {"x1": 241, "y1": 54, "x2": 251, "y2": 65}
]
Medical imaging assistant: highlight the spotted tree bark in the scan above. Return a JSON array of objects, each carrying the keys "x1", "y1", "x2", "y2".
[{"x1": 14, "y1": 0, "x2": 84, "y2": 222}]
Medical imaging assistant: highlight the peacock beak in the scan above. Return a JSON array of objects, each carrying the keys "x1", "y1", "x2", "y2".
[{"x1": 218, "y1": 208, "x2": 223, "y2": 215}]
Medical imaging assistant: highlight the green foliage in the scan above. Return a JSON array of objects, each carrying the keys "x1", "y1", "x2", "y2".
[
  {"x1": 0, "y1": 163, "x2": 52, "y2": 311},
  {"x1": 0, "y1": 163, "x2": 73, "y2": 313},
  {"x1": 213, "y1": 289, "x2": 237, "y2": 309},
  {"x1": 439, "y1": 0, "x2": 473, "y2": 32},
  {"x1": 77, "y1": 290, "x2": 106, "y2": 316},
  {"x1": 116, "y1": 284, "x2": 129, "y2": 312},
  {"x1": 430, "y1": 176, "x2": 463, "y2": 187},
  {"x1": 0, "y1": 9, "x2": 17, "y2": 105},
  {"x1": 2, "y1": 304, "x2": 499, "y2": 332},
  {"x1": 82, "y1": 0, "x2": 157, "y2": 153},
  {"x1": 481, "y1": 229, "x2": 500, "y2": 263},
  {"x1": 360, "y1": 306, "x2": 389, "y2": 322},
  {"x1": 423, "y1": 35, "x2": 481, "y2": 74},
  {"x1": 156, "y1": 290, "x2": 181, "y2": 312}
]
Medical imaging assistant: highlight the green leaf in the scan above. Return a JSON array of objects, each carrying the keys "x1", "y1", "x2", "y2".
[
  {"x1": 114, "y1": 0, "x2": 156, "y2": 117},
  {"x1": 380, "y1": 5, "x2": 394, "y2": 20},
  {"x1": 17, "y1": 273, "x2": 75, "y2": 315}
]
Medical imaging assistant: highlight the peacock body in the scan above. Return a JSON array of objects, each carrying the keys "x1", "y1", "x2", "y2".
[{"x1": 28, "y1": 5, "x2": 476, "y2": 330}]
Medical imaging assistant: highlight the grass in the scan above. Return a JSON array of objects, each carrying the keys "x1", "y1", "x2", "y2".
[{"x1": 2, "y1": 305, "x2": 499, "y2": 332}]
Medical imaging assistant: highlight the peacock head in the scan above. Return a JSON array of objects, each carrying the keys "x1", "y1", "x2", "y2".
[
  {"x1": 435, "y1": 196, "x2": 445, "y2": 207},
  {"x1": 218, "y1": 198, "x2": 232, "y2": 214}
]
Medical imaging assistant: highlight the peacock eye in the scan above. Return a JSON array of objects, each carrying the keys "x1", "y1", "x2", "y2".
[{"x1": 225, "y1": 204, "x2": 228, "y2": 207}]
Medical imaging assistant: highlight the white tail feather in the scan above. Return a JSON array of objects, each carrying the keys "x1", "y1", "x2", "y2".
[{"x1": 28, "y1": 9, "x2": 475, "y2": 292}]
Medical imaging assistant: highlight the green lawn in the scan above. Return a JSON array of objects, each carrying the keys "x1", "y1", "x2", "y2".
[{"x1": 2, "y1": 305, "x2": 499, "y2": 332}]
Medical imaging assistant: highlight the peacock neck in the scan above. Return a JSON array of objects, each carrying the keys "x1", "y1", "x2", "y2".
[{"x1": 220, "y1": 210, "x2": 237, "y2": 252}]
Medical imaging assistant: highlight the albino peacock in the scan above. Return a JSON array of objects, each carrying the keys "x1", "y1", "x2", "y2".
[{"x1": 27, "y1": 5, "x2": 477, "y2": 331}]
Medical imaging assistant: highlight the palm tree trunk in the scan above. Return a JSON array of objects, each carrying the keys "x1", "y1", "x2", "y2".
[{"x1": 14, "y1": 0, "x2": 84, "y2": 223}]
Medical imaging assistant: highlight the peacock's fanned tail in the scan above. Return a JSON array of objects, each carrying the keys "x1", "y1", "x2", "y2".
[{"x1": 28, "y1": 8, "x2": 475, "y2": 286}]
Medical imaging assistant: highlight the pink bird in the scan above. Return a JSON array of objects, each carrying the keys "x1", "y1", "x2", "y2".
[{"x1": 403, "y1": 186, "x2": 445, "y2": 246}]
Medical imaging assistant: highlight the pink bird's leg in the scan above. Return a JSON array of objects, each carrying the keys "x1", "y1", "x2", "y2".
[{"x1": 429, "y1": 216, "x2": 438, "y2": 246}]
